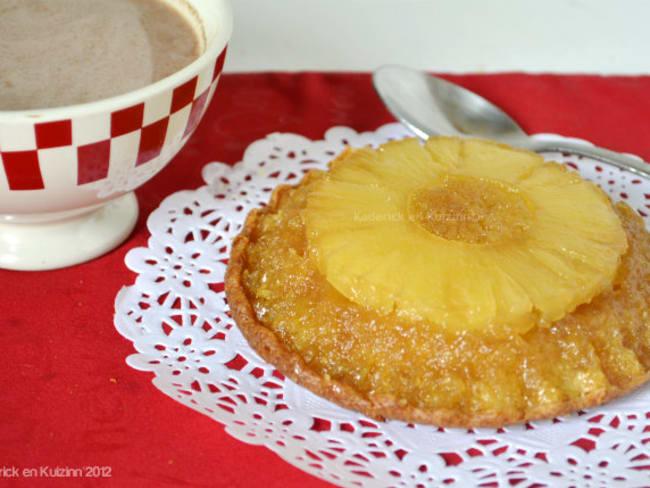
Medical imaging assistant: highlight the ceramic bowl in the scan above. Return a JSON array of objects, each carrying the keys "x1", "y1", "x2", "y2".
[{"x1": 0, "y1": 0, "x2": 233, "y2": 270}]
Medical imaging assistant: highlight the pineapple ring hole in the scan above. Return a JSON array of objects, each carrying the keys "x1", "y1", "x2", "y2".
[{"x1": 407, "y1": 175, "x2": 533, "y2": 245}]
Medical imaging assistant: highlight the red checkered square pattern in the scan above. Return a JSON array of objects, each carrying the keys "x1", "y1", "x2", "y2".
[
  {"x1": 35, "y1": 120, "x2": 72, "y2": 149},
  {"x1": 1, "y1": 150, "x2": 44, "y2": 190},
  {"x1": 77, "y1": 140, "x2": 111, "y2": 185},
  {"x1": 184, "y1": 89, "x2": 211, "y2": 139},
  {"x1": 137, "y1": 118, "x2": 169, "y2": 166},
  {"x1": 213, "y1": 47, "x2": 227, "y2": 81},
  {"x1": 111, "y1": 104, "x2": 145, "y2": 138},
  {"x1": 0, "y1": 45, "x2": 227, "y2": 192},
  {"x1": 171, "y1": 78, "x2": 198, "y2": 114}
]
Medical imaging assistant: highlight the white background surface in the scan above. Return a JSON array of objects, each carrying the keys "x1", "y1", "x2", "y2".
[{"x1": 225, "y1": 0, "x2": 649, "y2": 74}]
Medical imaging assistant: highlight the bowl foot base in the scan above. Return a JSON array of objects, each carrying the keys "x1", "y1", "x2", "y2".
[{"x1": 0, "y1": 192, "x2": 138, "y2": 271}]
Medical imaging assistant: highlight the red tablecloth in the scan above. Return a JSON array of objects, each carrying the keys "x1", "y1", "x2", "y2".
[{"x1": 2, "y1": 73, "x2": 650, "y2": 487}]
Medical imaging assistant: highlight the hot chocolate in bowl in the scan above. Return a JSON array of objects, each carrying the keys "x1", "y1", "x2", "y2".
[{"x1": 0, "y1": 0, "x2": 233, "y2": 270}]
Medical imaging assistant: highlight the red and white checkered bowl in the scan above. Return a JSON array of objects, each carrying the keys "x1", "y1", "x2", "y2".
[{"x1": 0, "y1": 0, "x2": 232, "y2": 270}]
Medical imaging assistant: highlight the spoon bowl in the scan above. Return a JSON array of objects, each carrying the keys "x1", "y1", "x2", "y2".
[{"x1": 373, "y1": 65, "x2": 525, "y2": 141}]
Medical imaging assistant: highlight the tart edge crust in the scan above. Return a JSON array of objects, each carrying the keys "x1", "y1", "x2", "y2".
[{"x1": 225, "y1": 169, "x2": 650, "y2": 428}]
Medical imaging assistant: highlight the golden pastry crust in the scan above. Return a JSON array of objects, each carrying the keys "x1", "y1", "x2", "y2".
[{"x1": 225, "y1": 150, "x2": 650, "y2": 428}]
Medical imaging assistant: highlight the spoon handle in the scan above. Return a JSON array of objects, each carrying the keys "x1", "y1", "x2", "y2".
[{"x1": 520, "y1": 138, "x2": 650, "y2": 180}]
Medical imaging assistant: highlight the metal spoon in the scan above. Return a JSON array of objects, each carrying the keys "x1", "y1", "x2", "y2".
[{"x1": 373, "y1": 65, "x2": 650, "y2": 180}]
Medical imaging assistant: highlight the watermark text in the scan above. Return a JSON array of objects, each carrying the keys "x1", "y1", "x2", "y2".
[{"x1": 0, "y1": 465, "x2": 112, "y2": 479}]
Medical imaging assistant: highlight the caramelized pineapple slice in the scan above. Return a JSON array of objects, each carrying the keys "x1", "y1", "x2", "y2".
[{"x1": 304, "y1": 137, "x2": 628, "y2": 333}]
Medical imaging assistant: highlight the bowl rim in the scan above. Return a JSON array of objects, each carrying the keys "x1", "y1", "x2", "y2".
[{"x1": 0, "y1": 0, "x2": 233, "y2": 123}]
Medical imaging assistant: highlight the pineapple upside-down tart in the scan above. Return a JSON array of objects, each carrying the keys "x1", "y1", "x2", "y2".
[{"x1": 225, "y1": 137, "x2": 650, "y2": 427}]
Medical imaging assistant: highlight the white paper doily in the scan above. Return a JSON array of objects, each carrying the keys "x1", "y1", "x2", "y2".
[{"x1": 114, "y1": 123, "x2": 650, "y2": 488}]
